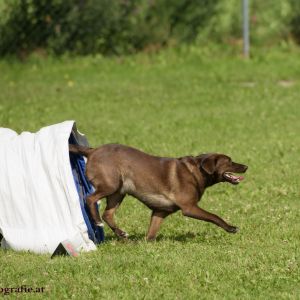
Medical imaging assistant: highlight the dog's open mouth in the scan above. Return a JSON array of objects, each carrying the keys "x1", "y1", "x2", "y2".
[{"x1": 223, "y1": 172, "x2": 244, "y2": 185}]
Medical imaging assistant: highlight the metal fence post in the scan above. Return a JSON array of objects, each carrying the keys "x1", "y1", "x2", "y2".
[{"x1": 242, "y1": 0, "x2": 250, "y2": 58}]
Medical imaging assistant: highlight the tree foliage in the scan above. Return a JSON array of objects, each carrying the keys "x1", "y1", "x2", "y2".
[{"x1": 0, "y1": 0, "x2": 299, "y2": 57}]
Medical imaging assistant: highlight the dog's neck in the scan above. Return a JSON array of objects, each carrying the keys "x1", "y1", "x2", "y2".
[
  {"x1": 180, "y1": 157, "x2": 215, "y2": 195},
  {"x1": 199, "y1": 169, "x2": 217, "y2": 188}
]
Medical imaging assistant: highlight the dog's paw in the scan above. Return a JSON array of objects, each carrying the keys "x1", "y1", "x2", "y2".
[
  {"x1": 227, "y1": 226, "x2": 239, "y2": 234},
  {"x1": 115, "y1": 228, "x2": 129, "y2": 239},
  {"x1": 120, "y1": 231, "x2": 129, "y2": 238}
]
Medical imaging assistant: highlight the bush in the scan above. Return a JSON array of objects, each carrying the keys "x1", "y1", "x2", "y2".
[
  {"x1": 0, "y1": 0, "x2": 218, "y2": 57},
  {"x1": 1, "y1": 0, "x2": 300, "y2": 57}
]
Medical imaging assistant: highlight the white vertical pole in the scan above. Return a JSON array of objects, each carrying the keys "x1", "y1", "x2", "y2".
[{"x1": 242, "y1": 0, "x2": 250, "y2": 58}]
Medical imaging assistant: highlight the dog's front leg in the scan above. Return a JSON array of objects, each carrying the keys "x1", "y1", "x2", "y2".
[{"x1": 181, "y1": 204, "x2": 238, "y2": 233}]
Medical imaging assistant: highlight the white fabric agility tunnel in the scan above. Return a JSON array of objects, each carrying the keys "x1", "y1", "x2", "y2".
[{"x1": 0, "y1": 121, "x2": 103, "y2": 254}]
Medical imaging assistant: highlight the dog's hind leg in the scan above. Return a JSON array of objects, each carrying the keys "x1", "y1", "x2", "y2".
[
  {"x1": 86, "y1": 188, "x2": 116, "y2": 226},
  {"x1": 146, "y1": 210, "x2": 171, "y2": 241},
  {"x1": 102, "y1": 192, "x2": 128, "y2": 238},
  {"x1": 86, "y1": 170, "x2": 121, "y2": 226}
]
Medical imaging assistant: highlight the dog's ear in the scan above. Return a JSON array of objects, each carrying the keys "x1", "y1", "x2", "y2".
[{"x1": 199, "y1": 155, "x2": 216, "y2": 175}]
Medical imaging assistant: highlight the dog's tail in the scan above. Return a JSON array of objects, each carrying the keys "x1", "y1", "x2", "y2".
[{"x1": 69, "y1": 144, "x2": 94, "y2": 157}]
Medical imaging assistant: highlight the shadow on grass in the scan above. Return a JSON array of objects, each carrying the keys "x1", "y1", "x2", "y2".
[{"x1": 102, "y1": 230, "x2": 229, "y2": 244}]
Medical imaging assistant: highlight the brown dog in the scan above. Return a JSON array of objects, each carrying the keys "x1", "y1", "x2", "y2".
[{"x1": 69, "y1": 144, "x2": 247, "y2": 240}]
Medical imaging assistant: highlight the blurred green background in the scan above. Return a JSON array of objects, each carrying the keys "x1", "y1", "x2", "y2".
[{"x1": 0, "y1": 0, "x2": 300, "y2": 57}]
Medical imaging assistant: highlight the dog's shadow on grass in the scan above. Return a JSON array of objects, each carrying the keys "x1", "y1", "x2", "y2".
[
  {"x1": 102, "y1": 231, "x2": 225, "y2": 244},
  {"x1": 157, "y1": 232, "x2": 216, "y2": 243},
  {"x1": 162, "y1": 232, "x2": 198, "y2": 242}
]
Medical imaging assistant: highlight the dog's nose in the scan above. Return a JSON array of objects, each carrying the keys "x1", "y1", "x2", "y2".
[{"x1": 243, "y1": 165, "x2": 248, "y2": 172}]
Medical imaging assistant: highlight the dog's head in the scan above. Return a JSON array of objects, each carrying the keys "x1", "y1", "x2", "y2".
[{"x1": 197, "y1": 153, "x2": 248, "y2": 185}]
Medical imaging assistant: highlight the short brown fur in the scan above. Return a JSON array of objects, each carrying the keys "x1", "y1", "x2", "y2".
[{"x1": 69, "y1": 144, "x2": 248, "y2": 240}]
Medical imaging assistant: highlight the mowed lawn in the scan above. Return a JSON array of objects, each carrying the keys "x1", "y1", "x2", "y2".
[{"x1": 0, "y1": 47, "x2": 300, "y2": 299}]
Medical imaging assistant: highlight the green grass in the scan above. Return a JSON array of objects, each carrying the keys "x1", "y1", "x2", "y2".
[{"x1": 0, "y1": 47, "x2": 300, "y2": 299}]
